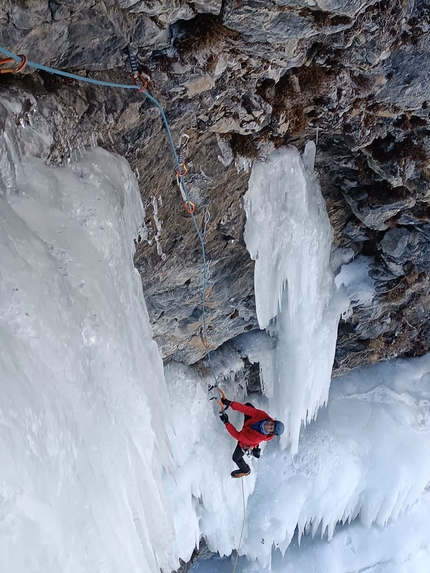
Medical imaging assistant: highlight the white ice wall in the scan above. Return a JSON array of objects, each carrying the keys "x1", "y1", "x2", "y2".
[
  {"x1": 0, "y1": 111, "x2": 175, "y2": 572},
  {"x1": 244, "y1": 144, "x2": 345, "y2": 452}
]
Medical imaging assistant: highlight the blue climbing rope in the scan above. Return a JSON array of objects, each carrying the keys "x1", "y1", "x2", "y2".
[
  {"x1": 0, "y1": 46, "x2": 139, "y2": 89},
  {"x1": 0, "y1": 45, "x2": 219, "y2": 387}
]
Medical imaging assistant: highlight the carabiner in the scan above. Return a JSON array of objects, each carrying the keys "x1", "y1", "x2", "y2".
[{"x1": 0, "y1": 54, "x2": 27, "y2": 74}]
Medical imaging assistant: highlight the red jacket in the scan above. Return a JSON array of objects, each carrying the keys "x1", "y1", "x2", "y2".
[{"x1": 225, "y1": 401, "x2": 274, "y2": 449}]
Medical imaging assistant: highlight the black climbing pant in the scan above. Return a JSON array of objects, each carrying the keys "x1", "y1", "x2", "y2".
[{"x1": 232, "y1": 444, "x2": 250, "y2": 473}]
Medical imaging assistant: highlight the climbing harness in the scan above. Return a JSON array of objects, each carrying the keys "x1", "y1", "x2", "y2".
[
  {"x1": 0, "y1": 44, "x2": 219, "y2": 389},
  {"x1": 0, "y1": 54, "x2": 27, "y2": 74}
]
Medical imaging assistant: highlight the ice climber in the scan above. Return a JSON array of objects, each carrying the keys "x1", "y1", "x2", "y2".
[{"x1": 219, "y1": 398, "x2": 284, "y2": 478}]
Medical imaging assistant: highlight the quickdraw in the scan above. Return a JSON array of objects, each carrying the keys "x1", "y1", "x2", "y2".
[
  {"x1": 128, "y1": 46, "x2": 147, "y2": 92},
  {"x1": 177, "y1": 174, "x2": 196, "y2": 214},
  {"x1": 199, "y1": 325, "x2": 210, "y2": 349},
  {"x1": 0, "y1": 54, "x2": 27, "y2": 74},
  {"x1": 176, "y1": 134, "x2": 194, "y2": 211}
]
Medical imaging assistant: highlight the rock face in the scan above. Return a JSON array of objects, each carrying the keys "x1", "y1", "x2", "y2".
[{"x1": 1, "y1": 0, "x2": 430, "y2": 373}]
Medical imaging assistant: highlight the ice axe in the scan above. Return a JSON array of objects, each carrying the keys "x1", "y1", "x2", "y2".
[{"x1": 210, "y1": 387, "x2": 227, "y2": 412}]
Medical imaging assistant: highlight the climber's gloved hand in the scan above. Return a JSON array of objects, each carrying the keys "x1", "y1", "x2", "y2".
[
  {"x1": 252, "y1": 447, "x2": 261, "y2": 459},
  {"x1": 221, "y1": 397, "x2": 232, "y2": 409},
  {"x1": 220, "y1": 412, "x2": 229, "y2": 424}
]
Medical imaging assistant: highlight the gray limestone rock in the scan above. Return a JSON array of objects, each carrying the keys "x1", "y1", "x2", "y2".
[
  {"x1": 273, "y1": 0, "x2": 378, "y2": 16},
  {"x1": 223, "y1": 1, "x2": 316, "y2": 44},
  {"x1": 1, "y1": 0, "x2": 430, "y2": 376},
  {"x1": 380, "y1": 228, "x2": 411, "y2": 261},
  {"x1": 343, "y1": 183, "x2": 415, "y2": 231},
  {"x1": 377, "y1": 36, "x2": 430, "y2": 111}
]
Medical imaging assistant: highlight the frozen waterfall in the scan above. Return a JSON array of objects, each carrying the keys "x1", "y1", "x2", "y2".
[
  {"x1": 244, "y1": 143, "x2": 346, "y2": 452},
  {"x1": 0, "y1": 109, "x2": 175, "y2": 572},
  {"x1": 2, "y1": 94, "x2": 430, "y2": 573}
]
